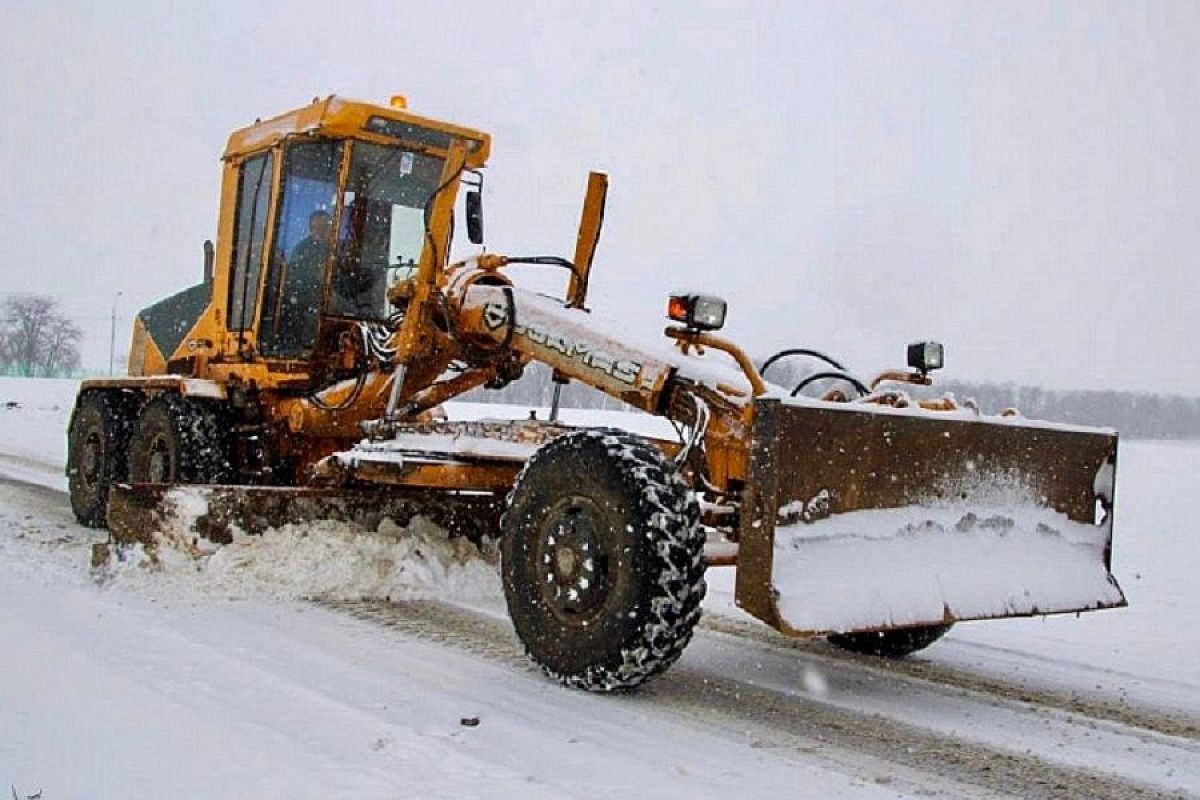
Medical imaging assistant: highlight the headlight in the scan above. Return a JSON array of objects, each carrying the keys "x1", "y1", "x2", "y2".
[
  {"x1": 667, "y1": 293, "x2": 727, "y2": 332},
  {"x1": 907, "y1": 341, "x2": 944, "y2": 373}
]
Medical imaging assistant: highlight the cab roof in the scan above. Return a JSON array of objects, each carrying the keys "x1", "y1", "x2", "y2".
[{"x1": 222, "y1": 95, "x2": 491, "y2": 168}]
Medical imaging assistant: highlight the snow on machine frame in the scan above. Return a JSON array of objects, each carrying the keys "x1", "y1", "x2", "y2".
[{"x1": 67, "y1": 95, "x2": 1125, "y2": 691}]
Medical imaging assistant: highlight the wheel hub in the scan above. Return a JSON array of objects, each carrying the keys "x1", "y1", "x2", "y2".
[
  {"x1": 147, "y1": 436, "x2": 173, "y2": 483},
  {"x1": 539, "y1": 501, "x2": 607, "y2": 618},
  {"x1": 81, "y1": 432, "x2": 102, "y2": 486}
]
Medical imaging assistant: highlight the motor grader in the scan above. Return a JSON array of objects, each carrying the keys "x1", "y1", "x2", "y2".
[{"x1": 67, "y1": 95, "x2": 1125, "y2": 691}]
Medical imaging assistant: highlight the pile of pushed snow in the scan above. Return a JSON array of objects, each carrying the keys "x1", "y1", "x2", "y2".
[{"x1": 102, "y1": 511, "x2": 504, "y2": 609}]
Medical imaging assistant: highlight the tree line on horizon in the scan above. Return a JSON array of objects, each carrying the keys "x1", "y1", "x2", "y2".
[
  {"x1": 930, "y1": 380, "x2": 1200, "y2": 439},
  {"x1": 467, "y1": 360, "x2": 1200, "y2": 440}
]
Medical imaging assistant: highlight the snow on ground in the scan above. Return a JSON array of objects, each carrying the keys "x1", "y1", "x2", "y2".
[
  {"x1": 3, "y1": 527, "x2": 910, "y2": 800},
  {"x1": 3, "y1": 376, "x2": 1200, "y2": 797},
  {"x1": 0, "y1": 376, "x2": 72, "y2": 489}
]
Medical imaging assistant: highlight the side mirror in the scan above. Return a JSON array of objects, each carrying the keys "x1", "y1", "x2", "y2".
[{"x1": 465, "y1": 190, "x2": 484, "y2": 245}]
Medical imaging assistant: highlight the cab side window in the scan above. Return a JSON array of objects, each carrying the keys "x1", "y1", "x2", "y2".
[{"x1": 227, "y1": 152, "x2": 274, "y2": 331}]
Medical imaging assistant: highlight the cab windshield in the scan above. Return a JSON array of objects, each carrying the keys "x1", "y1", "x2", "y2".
[
  {"x1": 332, "y1": 140, "x2": 446, "y2": 318},
  {"x1": 260, "y1": 139, "x2": 445, "y2": 358}
]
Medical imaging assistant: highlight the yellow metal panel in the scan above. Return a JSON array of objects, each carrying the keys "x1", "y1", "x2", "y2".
[
  {"x1": 222, "y1": 96, "x2": 491, "y2": 168},
  {"x1": 127, "y1": 317, "x2": 164, "y2": 377}
]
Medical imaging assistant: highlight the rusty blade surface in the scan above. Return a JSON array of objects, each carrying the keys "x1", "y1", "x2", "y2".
[
  {"x1": 106, "y1": 483, "x2": 503, "y2": 550},
  {"x1": 735, "y1": 398, "x2": 1125, "y2": 637}
]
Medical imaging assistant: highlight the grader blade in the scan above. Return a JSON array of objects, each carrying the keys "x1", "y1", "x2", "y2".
[
  {"x1": 105, "y1": 483, "x2": 504, "y2": 551},
  {"x1": 735, "y1": 398, "x2": 1125, "y2": 637}
]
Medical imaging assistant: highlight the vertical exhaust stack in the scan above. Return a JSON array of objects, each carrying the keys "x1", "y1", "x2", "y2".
[{"x1": 203, "y1": 239, "x2": 215, "y2": 285}]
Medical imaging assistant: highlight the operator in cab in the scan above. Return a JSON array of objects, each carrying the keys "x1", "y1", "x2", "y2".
[{"x1": 286, "y1": 209, "x2": 334, "y2": 318}]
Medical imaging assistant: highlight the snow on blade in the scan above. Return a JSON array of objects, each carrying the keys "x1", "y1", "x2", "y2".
[
  {"x1": 772, "y1": 476, "x2": 1123, "y2": 634},
  {"x1": 781, "y1": 391, "x2": 1117, "y2": 435}
]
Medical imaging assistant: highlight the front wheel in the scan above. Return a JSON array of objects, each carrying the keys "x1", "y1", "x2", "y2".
[
  {"x1": 502, "y1": 429, "x2": 706, "y2": 691},
  {"x1": 827, "y1": 623, "x2": 953, "y2": 658}
]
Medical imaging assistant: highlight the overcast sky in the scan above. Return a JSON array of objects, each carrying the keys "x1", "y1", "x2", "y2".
[{"x1": 2, "y1": 1, "x2": 1198, "y2": 394}]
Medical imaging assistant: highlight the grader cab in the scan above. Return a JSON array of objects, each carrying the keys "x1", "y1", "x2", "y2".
[{"x1": 68, "y1": 95, "x2": 1124, "y2": 692}]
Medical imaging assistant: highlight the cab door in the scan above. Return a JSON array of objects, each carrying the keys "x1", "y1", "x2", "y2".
[
  {"x1": 259, "y1": 140, "x2": 344, "y2": 359},
  {"x1": 226, "y1": 151, "x2": 275, "y2": 337}
]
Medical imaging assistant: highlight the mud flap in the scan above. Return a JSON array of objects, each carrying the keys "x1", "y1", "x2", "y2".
[
  {"x1": 735, "y1": 398, "x2": 1126, "y2": 637},
  {"x1": 105, "y1": 483, "x2": 504, "y2": 551}
]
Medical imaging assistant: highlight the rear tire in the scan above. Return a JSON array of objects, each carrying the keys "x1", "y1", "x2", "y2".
[
  {"x1": 827, "y1": 623, "x2": 953, "y2": 658},
  {"x1": 502, "y1": 429, "x2": 706, "y2": 691},
  {"x1": 67, "y1": 392, "x2": 132, "y2": 527},
  {"x1": 128, "y1": 397, "x2": 230, "y2": 485}
]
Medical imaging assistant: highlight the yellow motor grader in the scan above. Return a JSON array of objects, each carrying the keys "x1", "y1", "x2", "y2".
[{"x1": 67, "y1": 95, "x2": 1125, "y2": 691}]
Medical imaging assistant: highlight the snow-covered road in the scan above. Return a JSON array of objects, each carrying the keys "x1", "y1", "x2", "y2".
[{"x1": 2, "y1": 377, "x2": 1199, "y2": 799}]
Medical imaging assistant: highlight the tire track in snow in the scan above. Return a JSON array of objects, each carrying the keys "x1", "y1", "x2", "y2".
[
  {"x1": 0, "y1": 453, "x2": 67, "y2": 494},
  {"x1": 699, "y1": 613, "x2": 1200, "y2": 742},
  {"x1": 0, "y1": 466, "x2": 73, "y2": 509},
  {"x1": 330, "y1": 599, "x2": 1193, "y2": 800}
]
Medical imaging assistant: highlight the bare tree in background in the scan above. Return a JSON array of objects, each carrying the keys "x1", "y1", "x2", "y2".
[
  {"x1": 0, "y1": 293, "x2": 83, "y2": 377},
  {"x1": 43, "y1": 315, "x2": 83, "y2": 375}
]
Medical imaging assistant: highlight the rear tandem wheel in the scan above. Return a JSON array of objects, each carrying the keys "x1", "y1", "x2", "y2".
[
  {"x1": 501, "y1": 429, "x2": 706, "y2": 692},
  {"x1": 67, "y1": 392, "x2": 132, "y2": 527},
  {"x1": 127, "y1": 396, "x2": 231, "y2": 485}
]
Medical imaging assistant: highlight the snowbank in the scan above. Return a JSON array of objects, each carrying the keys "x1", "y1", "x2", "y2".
[{"x1": 102, "y1": 509, "x2": 504, "y2": 610}]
